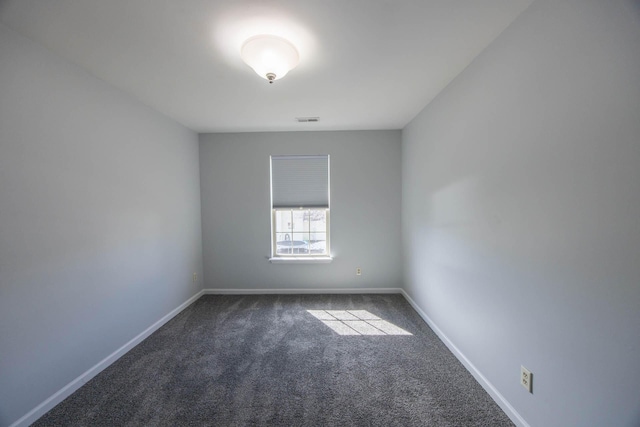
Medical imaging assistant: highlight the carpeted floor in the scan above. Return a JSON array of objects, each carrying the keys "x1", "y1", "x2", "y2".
[{"x1": 34, "y1": 294, "x2": 514, "y2": 426}]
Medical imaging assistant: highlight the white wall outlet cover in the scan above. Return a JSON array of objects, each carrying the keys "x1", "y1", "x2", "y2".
[{"x1": 521, "y1": 365, "x2": 533, "y2": 393}]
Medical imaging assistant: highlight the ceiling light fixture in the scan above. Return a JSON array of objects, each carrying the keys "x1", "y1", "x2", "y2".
[{"x1": 241, "y1": 35, "x2": 300, "y2": 84}]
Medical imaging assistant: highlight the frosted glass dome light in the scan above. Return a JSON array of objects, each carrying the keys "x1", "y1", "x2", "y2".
[{"x1": 241, "y1": 35, "x2": 300, "y2": 83}]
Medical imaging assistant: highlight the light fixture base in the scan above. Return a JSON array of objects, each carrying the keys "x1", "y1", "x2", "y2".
[{"x1": 266, "y1": 73, "x2": 276, "y2": 84}]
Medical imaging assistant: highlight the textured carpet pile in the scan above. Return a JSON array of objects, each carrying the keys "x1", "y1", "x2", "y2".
[{"x1": 34, "y1": 294, "x2": 513, "y2": 426}]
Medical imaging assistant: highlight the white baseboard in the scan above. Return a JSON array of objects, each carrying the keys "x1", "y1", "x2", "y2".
[
  {"x1": 203, "y1": 287, "x2": 403, "y2": 295},
  {"x1": 10, "y1": 290, "x2": 205, "y2": 427},
  {"x1": 400, "y1": 290, "x2": 529, "y2": 427}
]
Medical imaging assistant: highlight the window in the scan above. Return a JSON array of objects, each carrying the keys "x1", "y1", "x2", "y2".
[
  {"x1": 273, "y1": 208, "x2": 328, "y2": 255},
  {"x1": 270, "y1": 155, "x2": 330, "y2": 260}
]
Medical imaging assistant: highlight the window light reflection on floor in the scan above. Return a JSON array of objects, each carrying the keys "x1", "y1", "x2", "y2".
[{"x1": 307, "y1": 310, "x2": 412, "y2": 336}]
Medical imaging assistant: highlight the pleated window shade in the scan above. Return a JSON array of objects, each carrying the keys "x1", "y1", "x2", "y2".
[{"x1": 271, "y1": 155, "x2": 329, "y2": 208}]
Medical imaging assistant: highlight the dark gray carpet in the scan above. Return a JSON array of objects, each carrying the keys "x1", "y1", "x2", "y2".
[{"x1": 34, "y1": 294, "x2": 514, "y2": 426}]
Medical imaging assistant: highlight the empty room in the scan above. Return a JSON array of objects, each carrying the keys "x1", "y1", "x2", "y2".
[{"x1": 1, "y1": 0, "x2": 639, "y2": 426}]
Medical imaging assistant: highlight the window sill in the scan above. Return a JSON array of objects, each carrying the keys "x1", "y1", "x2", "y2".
[{"x1": 269, "y1": 256, "x2": 333, "y2": 264}]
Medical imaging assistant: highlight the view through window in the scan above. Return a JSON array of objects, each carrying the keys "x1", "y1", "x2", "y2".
[{"x1": 274, "y1": 209, "x2": 327, "y2": 255}]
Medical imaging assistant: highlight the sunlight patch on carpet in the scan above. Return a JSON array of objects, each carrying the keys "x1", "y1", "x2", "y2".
[{"x1": 307, "y1": 310, "x2": 412, "y2": 336}]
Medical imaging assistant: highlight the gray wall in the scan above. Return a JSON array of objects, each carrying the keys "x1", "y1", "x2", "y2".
[
  {"x1": 0, "y1": 25, "x2": 203, "y2": 426},
  {"x1": 199, "y1": 131, "x2": 402, "y2": 291},
  {"x1": 402, "y1": 0, "x2": 640, "y2": 426}
]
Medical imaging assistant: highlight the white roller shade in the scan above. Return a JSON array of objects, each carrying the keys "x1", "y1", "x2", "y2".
[{"x1": 271, "y1": 155, "x2": 329, "y2": 208}]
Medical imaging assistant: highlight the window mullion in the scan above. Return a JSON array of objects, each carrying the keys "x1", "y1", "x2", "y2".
[
  {"x1": 289, "y1": 209, "x2": 293, "y2": 255},
  {"x1": 307, "y1": 209, "x2": 311, "y2": 255}
]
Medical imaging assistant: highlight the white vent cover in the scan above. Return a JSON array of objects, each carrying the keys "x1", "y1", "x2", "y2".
[{"x1": 295, "y1": 117, "x2": 320, "y2": 123}]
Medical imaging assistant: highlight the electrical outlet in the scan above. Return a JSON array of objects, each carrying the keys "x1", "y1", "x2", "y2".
[
  {"x1": 193, "y1": 272, "x2": 197, "y2": 283},
  {"x1": 356, "y1": 267, "x2": 362, "y2": 276},
  {"x1": 521, "y1": 366, "x2": 533, "y2": 393}
]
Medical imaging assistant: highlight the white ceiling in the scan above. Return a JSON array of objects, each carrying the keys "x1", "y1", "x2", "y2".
[{"x1": 0, "y1": 0, "x2": 532, "y2": 133}]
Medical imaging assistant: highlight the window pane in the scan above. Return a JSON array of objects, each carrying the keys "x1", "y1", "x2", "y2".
[
  {"x1": 291, "y1": 210, "x2": 305, "y2": 232},
  {"x1": 291, "y1": 233, "x2": 310, "y2": 254},
  {"x1": 274, "y1": 210, "x2": 292, "y2": 233},
  {"x1": 275, "y1": 235, "x2": 295, "y2": 254},
  {"x1": 310, "y1": 232, "x2": 326, "y2": 241},
  {"x1": 309, "y1": 209, "x2": 326, "y2": 232},
  {"x1": 275, "y1": 232, "x2": 292, "y2": 243},
  {"x1": 309, "y1": 233, "x2": 326, "y2": 254},
  {"x1": 292, "y1": 232, "x2": 310, "y2": 242}
]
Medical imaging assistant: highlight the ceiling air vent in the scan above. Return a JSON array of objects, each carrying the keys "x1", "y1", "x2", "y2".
[{"x1": 295, "y1": 117, "x2": 320, "y2": 123}]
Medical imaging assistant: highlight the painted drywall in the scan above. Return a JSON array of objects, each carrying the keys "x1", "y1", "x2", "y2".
[
  {"x1": 0, "y1": 25, "x2": 203, "y2": 426},
  {"x1": 402, "y1": 0, "x2": 640, "y2": 426},
  {"x1": 199, "y1": 131, "x2": 402, "y2": 291}
]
